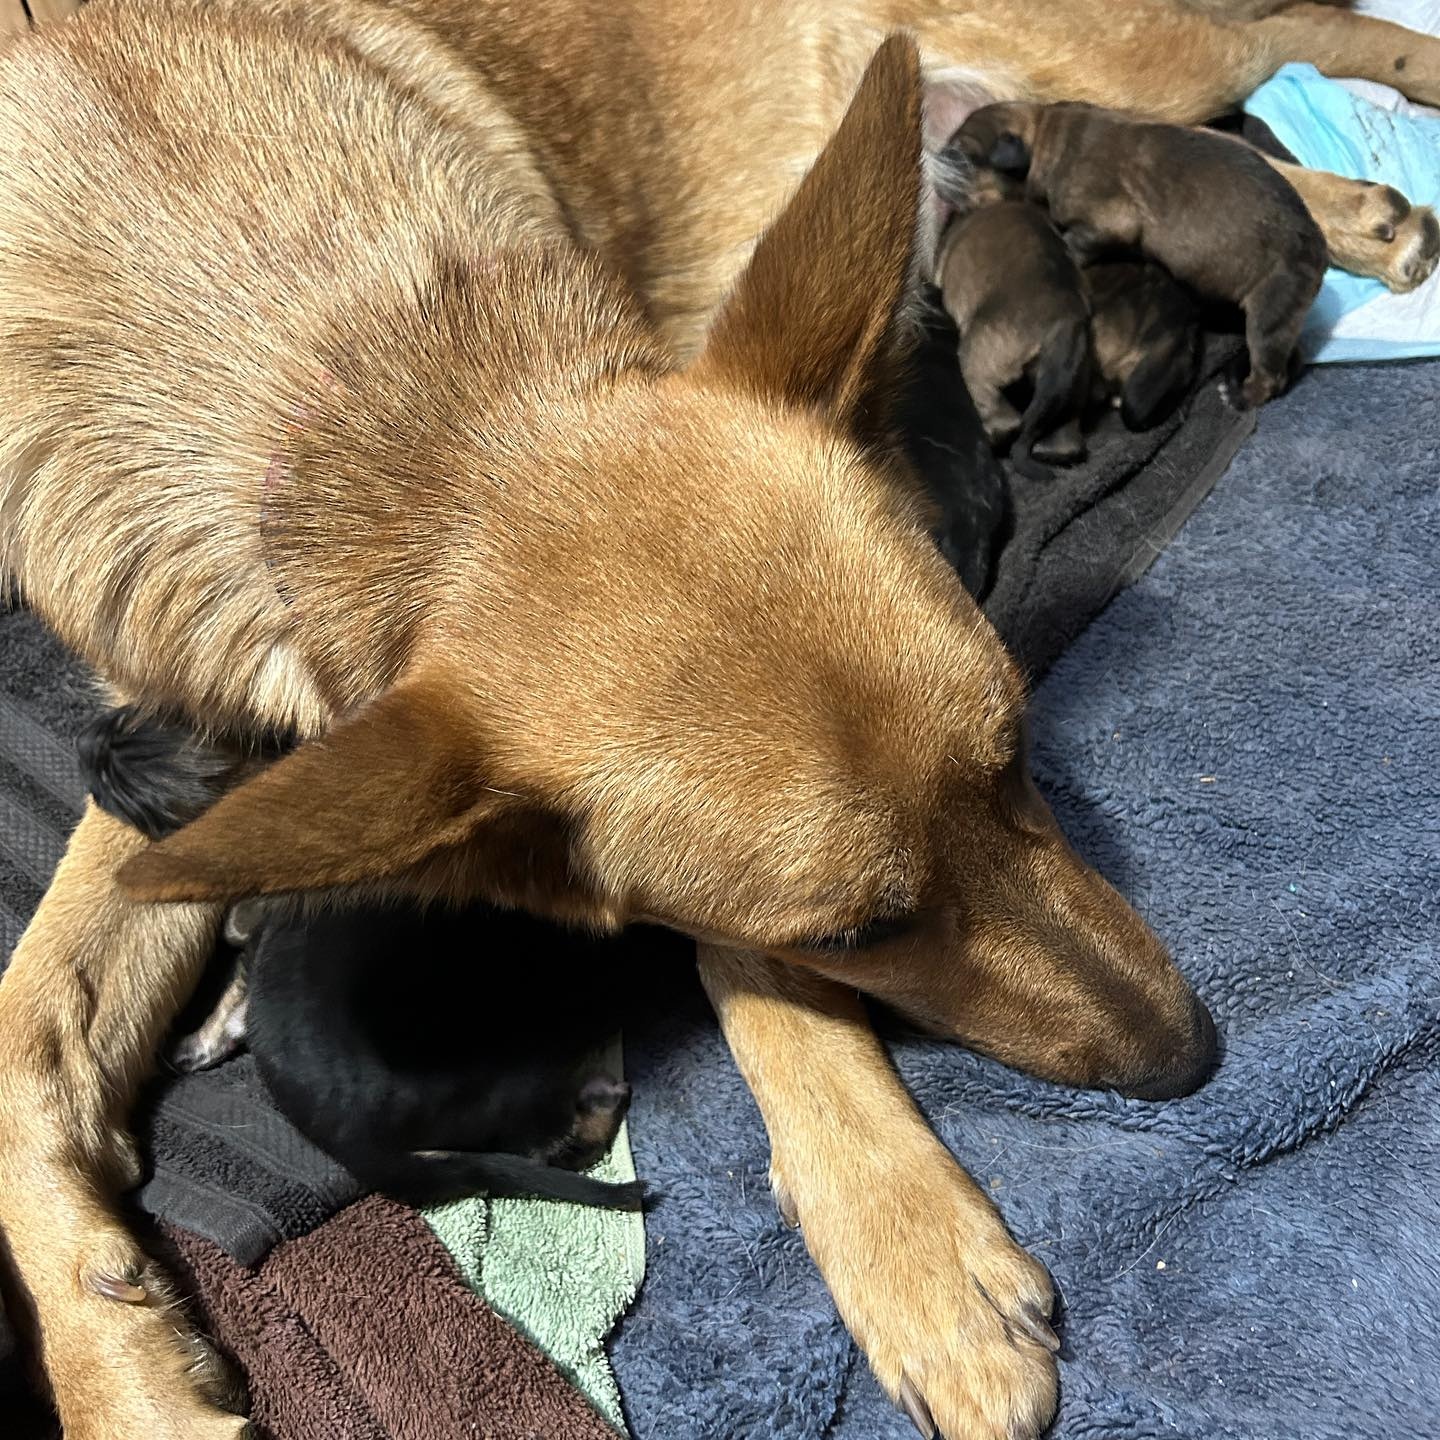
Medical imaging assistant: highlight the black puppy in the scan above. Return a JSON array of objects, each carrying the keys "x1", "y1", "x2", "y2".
[{"x1": 79, "y1": 707, "x2": 643, "y2": 1210}]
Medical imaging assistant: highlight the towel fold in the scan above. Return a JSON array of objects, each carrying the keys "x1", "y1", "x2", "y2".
[
  {"x1": 425, "y1": 1037, "x2": 646, "y2": 1434},
  {"x1": 161, "y1": 1195, "x2": 621, "y2": 1439}
]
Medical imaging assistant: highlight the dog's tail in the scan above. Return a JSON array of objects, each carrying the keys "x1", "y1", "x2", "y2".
[
  {"x1": 374, "y1": 1150, "x2": 646, "y2": 1210},
  {"x1": 1119, "y1": 324, "x2": 1204, "y2": 431},
  {"x1": 1011, "y1": 322, "x2": 1090, "y2": 481}
]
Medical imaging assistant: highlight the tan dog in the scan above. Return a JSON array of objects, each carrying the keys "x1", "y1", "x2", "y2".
[
  {"x1": 2, "y1": 3, "x2": 1440, "y2": 1439},
  {"x1": 952, "y1": 101, "x2": 1328, "y2": 407}
]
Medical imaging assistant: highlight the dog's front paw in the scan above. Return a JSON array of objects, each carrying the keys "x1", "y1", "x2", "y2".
[{"x1": 778, "y1": 1138, "x2": 1058, "y2": 1439}]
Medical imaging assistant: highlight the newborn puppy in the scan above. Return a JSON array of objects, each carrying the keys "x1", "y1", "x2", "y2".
[
  {"x1": 1083, "y1": 260, "x2": 1203, "y2": 431},
  {"x1": 951, "y1": 102, "x2": 1326, "y2": 408},
  {"x1": 933, "y1": 187, "x2": 1092, "y2": 479},
  {"x1": 241, "y1": 899, "x2": 643, "y2": 1208},
  {"x1": 77, "y1": 707, "x2": 643, "y2": 1210}
]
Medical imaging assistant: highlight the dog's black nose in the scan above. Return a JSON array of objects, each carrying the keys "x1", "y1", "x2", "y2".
[{"x1": 1125, "y1": 996, "x2": 1219, "y2": 1101}]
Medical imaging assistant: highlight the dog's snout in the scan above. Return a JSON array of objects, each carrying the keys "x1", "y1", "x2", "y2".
[{"x1": 1122, "y1": 995, "x2": 1218, "y2": 1101}]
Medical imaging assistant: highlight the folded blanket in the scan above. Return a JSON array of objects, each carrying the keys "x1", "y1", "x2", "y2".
[
  {"x1": 1246, "y1": 59, "x2": 1440, "y2": 363},
  {"x1": 609, "y1": 358, "x2": 1440, "y2": 1439},
  {"x1": 425, "y1": 1097, "x2": 646, "y2": 1435},
  {"x1": 161, "y1": 1195, "x2": 621, "y2": 1439}
]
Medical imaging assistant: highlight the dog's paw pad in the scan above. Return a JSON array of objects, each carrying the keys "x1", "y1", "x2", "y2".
[{"x1": 1374, "y1": 198, "x2": 1439, "y2": 293}]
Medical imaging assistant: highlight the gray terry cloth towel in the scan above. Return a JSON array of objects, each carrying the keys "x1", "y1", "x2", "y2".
[{"x1": 0, "y1": 346, "x2": 1253, "y2": 1348}]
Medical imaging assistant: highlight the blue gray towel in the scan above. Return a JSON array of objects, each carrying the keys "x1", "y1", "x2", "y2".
[{"x1": 610, "y1": 358, "x2": 1440, "y2": 1440}]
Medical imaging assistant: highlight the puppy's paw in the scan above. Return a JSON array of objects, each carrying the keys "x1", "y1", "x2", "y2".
[
  {"x1": 171, "y1": 975, "x2": 248, "y2": 1072},
  {"x1": 779, "y1": 1139, "x2": 1058, "y2": 1439},
  {"x1": 1219, "y1": 368, "x2": 1249, "y2": 412}
]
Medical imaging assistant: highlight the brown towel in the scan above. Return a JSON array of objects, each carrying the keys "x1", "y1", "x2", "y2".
[{"x1": 162, "y1": 1196, "x2": 620, "y2": 1440}]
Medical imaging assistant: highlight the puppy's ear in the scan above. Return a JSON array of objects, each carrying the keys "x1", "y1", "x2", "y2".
[
  {"x1": 118, "y1": 678, "x2": 548, "y2": 905},
  {"x1": 693, "y1": 32, "x2": 924, "y2": 446},
  {"x1": 988, "y1": 131, "x2": 1032, "y2": 176}
]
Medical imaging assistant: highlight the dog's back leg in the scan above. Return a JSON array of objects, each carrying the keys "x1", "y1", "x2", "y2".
[
  {"x1": 1251, "y1": 1, "x2": 1440, "y2": 106},
  {"x1": 0, "y1": 807, "x2": 242, "y2": 1436},
  {"x1": 1274, "y1": 158, "x2": 1440, "y2": 295}
]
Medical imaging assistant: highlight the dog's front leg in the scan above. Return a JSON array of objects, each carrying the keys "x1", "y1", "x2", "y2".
[
  {"x1": 699, "y1": 947, "x2": 1058, "y2": 1440},
  {"x1": 0, "y1": 805, "x2": 244, "y2": 1438}
]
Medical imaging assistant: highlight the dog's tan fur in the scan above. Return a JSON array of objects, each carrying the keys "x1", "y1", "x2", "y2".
[{"x1": 1, "y1": 3, "x2": 1438, "y2": 1437}]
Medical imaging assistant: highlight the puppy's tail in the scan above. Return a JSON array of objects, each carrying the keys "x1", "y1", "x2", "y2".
[
  {"x1": 376, "y1": 1150, "x2": 646, "y2": 1210},
  {"x1": 1119, "y1": 324, "x2": 1204, "y2": 431},
  {"x1": 1011, "y1": 322, "x2": 1090, "y2": 481}
]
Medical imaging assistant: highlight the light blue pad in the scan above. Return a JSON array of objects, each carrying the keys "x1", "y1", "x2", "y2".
[{"x1": 1245, "y1": 62, "x2": 1440, "y2": 362}]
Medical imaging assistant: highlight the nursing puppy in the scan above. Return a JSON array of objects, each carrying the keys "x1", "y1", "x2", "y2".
[
  {"x1": 1083, "y1": 260, "x2": 1204, "y2": 431},
  {"x1": 78, "y1": 708, "x2": 642, "y2": 1210},
  {"x1": 953, "y1": 102, "x2": 1327, "y2": 408},
  {"x1": 933, "y1": 173, "x2": 1092, "y2": 477}
]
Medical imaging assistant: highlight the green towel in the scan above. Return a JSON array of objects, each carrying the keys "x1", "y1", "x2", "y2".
[{"x1": 423, "y1": 1044, "x2": 645, "y2": 1434}]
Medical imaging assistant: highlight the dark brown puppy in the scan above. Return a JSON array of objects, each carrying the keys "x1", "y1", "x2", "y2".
[
  {"x1": 1083, "y1": 260, "x2": 1204, "y2": 431},
  {"x1": 952, "y1": 101, "x2": 1326, "y2": 408},
  {"x1": 933, "y1": 178, "x2": 1092, "y2": 477}
]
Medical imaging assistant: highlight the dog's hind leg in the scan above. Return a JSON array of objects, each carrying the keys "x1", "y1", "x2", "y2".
[
  {"x1": 700, "y1": 946, "x2": 1059, "y2": 1440},
  {"x1": 0, "y1": 806, "x2": 244, "y2": 1437},
  {"x1": 1250, "y1": 2, "x2": 1440, "y2": 107},
  {"x1": 1271, "y1": 160, "x2": 1440, "y2": 295},
  {"x1": 902, "y1": 1, "x2": 1439, "y2": 287}
]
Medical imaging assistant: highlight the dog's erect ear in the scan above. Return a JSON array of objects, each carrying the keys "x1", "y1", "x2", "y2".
[
  {"x1": 988, "y1": 131, "x2": 1032, "y2": 176},
  {"x1": 119, "y1": 679, "x2": 532, "y2": 903},
  {"x1": 694, "y1": 32, "x2": 924, "y2": 444}
]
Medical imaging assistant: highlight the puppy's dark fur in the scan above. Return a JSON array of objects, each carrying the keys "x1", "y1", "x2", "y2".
[
  {"x1": 954, "y1": 101, "x2": 1327, "y2": 408},
  {"x1": 933, "y1": 188, "x2": 1092, "y2": 479},
  {"x1": 77, "y1": 709, "x2": 643, "y2": 1210},
  {"x1": 243, "y1": 901, "x2": 643, "y2": 1209},
  {"x1": 1083, "y1": 260, "x2": 1204, "y2": 430},
  {"x1": 897, "y1": 297, "x2": 1013, "y2": 599}
]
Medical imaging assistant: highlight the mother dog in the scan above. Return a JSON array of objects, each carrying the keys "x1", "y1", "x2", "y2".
[{"x1": 0, "y1": 2, "x2": 1436, "y2": 1438}]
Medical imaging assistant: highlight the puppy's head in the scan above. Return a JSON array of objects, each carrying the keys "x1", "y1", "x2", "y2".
[
  {"x1": 950, "y1": 102, "x2": 1043, "y2": 179},
  {"x1": 121, "y1": 38, "x2": 1213, "y2": 1101}
]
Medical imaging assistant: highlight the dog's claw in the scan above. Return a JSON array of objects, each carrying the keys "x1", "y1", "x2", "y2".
[
  {"x1": 1017, "y1": 1300, "x2": 1061, "y2": 1353},
  {"x1": 897, "y1": 1373, "x2": 936, "y2": 1439},
  {"x1": 90, "y1": 1270, "x2": 148, "y2": 1304},
  {"x1": 774, "y1": 1186, "x2": 800, "y2": 1229}
]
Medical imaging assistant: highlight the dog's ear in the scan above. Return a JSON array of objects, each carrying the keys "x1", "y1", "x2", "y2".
[
  {"x1": 118, "y1": 678, "x2": 554, "y2": 905},
  {"x1": 987, "y1": 131, "x2": 1032, "y2": 176},
  {"x1": 694, "y1": 32, "x2": 924, "y2": 445}
]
